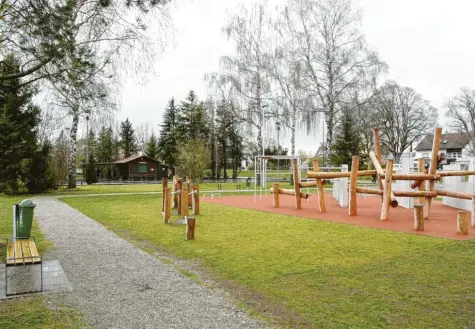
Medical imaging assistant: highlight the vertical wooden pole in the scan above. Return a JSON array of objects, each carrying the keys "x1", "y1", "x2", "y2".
[
  {"x1": 313, "y1": 159, "x2": 326, "y2": 212},
  {"x1": 414, "y1": 204, "x2": 424, "y2": 231},
  {"x1": 425, "y1": 128, "x2": 443, "y2": 219},
  {"x1": 194, "y1": 185, "x2": 200, "y2": 215},
  {"x1": 417, "y1": 159, "x2": 425, "y2": 206},
  {"x1": 457, "y1": 211, "x2": 469, "y2": 235},
  {"x1": 273, "y1": 183, "x2": 280, "y2": 208},
  {"x1": 164, "y1": 187, "x2": 171, "y2": 224},
  {"x1": 472, "y1": 196, "x2": 475, "y2": 228},
  {"x1": 187, "y1": 182, "x2": 193, "y2": 208},
  {"x1": 173, "y1": 176, "x2": 178, "y2": 209},
  {"x1": 292, "y1": 159, "x2": 301, "y2": 210},
  {"x1": 349, "y1": 156, "x2": 359, "y2": 216},
  {"x1": 162, "y1": 177, "x2": 168, "y2": 213},
  {"x1": 373, "y1": 128, "x2": 384, "y2": 196},
  {"x1": 380, "y1": 159, "x2": 394, "y2": 221},
  {"x1": 177, "y1": 179, "x2": 183, "y2": 215},
  {"x1": 186, "y1": 217, "x2": 195, "y2": 240},
  {"x1": 181, "y1": 186, "x2": 188, "y2": 218}
]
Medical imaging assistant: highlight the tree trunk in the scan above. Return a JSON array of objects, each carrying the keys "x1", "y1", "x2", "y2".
[
  {"x1": 291, "y1": 110, "x2": 297, "y2": 155},
  {"x1": 326, "y1": 112, "x2": 334, "y2": 154},
  {"x1": 68, "y1": 112, "x2": 79, "y2": 189}
]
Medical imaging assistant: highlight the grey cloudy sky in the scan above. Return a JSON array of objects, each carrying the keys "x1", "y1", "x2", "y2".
[{"x1": 118, "y1": 0, "x2": 475, "y2": 154}]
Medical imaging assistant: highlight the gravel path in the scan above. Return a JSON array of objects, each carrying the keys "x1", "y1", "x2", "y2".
[{"x1": 33, "y1": 197, "x2": 268, "y2": 329}]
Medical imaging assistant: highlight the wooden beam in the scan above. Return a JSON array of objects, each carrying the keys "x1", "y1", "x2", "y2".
[
  {"x1": 414, "y1": 204, "x2": 424, "y2": 231},
  {"x1": 181, "y1": 186, "x2": 188, "y2": 218},
  {"x1": 418, "y1": 158, "x2": 425, "y2": 206},
  {"x1": 307, "y1": 170, "x2": 377, "y2": 179},
  {"x1": 437, "y1": 170, "x2": 475, "y2": 177},
  {"x1": 393, "y1": 190, "x2": 437, "y2": 197},
  {"x1": 300, "y1": 181, "x2": 317, "y2": 188},
  {"x1": 457, "y1": 211, "x2": 469, "y2": 235},
  {"x1": 410, "y1": 155, "x2": 445, "y2": 189},
  {"x1": 356, "y1": 187, "x2": 382, "y2": 195},
  {"x1": 270, "y1": 188, "x2": 310, "y2": 200},
  {"x1": 313, "y1": 159, "x2": 326, "y2": 212},
  {"x1": 293, "y1": 159, "x2": 302, "y2": 210},
  {"x1": 435, "y1": 189, "x2": 474, "y2": 200},
  {"x1": 426, "y1": 128, "x2": 443, "y2": 218},
  {"x1": 194, "y1": 185, "x2": 200, "y2": 215},
  {"x1": 370, "y1": 151, "x2": 398, "y2": 208},
  {"x1": 392, "y1": 174, "x2": 440, "y2": 181},
  {"x1": 273, "y1": 183, "x2": 279, "y2": 208},
  {"x1": 162, "y1": 177, "x2": 168, "y2": 213},
  {"x1": 381, "y1": 159, "x2": 394, "y2": 221},
  {"x1": 374, "y1": 128, "x2": 382, "y2": 164},
  {"x1": 349, "y1": 156, "x2": 359, "y2": 216},
  {"x1": 164, "y1": 187, "x2": 171, "y2": 224}
]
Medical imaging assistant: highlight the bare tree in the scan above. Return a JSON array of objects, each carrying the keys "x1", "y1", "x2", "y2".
[
  {"x1": 135, "y1": 122, "x2": 152, "y2": 154},
  {"x1": 283, "y1": 0, "x2": 385, "y2": 150},
  {"x1": 446, "y1": 88, "x2": 475, "y2": 155},
  {"x1": 205, "y1": 1, "x2": 273, "y2": 155},
  {"x1": 374, "y1": 81, "x2": 437, "y2": 161}
]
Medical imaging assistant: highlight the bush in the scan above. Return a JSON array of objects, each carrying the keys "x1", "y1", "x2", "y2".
[
  {"x1": 84, "y1": 154, "x2": 97, "y2": 185},
  {"x1": 176, "y1": 140, "x2": 210, "y2": 183},
  {"x1": 25, "y1": 142, "x2": 57, "y2": 193}
]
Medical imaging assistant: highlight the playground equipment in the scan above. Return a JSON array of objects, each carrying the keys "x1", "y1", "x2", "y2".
[
  {"x1": 162, "y1": 176, "x2": 200, "y2": 239},
  {"x1": 270, "y1": 127, "x2": 475, "y2": 233}
]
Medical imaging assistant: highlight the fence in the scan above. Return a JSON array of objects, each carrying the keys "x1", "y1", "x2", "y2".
[
  {"x1": 332, "y1": 164, "x2": 348, "y2": 208},
  {"x1": 442, "y1": 158, "x2": 475, "y2": 211}
]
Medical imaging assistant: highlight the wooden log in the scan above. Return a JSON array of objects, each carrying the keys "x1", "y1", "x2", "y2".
[
  {"x1": 162, "y1": 177, "x2": 168, "y2": 213},
  {"x1": 370, "y1": 151, "x2": 398, "y2": 208},
  {"x1": 188, "y1": 182, "x2": 193, "y2": 208},
  {"x1": 356, "y1": 187, "x2": 383, "y2": 195},
  {"x1": 270, "y1": 188, "x2": 310, "y2": 200},
  {"x1": 186, "y1": 217, "x2": 195, "y2": 240},
  {"x1": 414, "y1": 204, "x2": 424, "y2": 231},
  {"x1": 381, "y1": 159, "x2": 394, "y2": 221},
  {"x1": 418, "y1": 158, "x2": 425, "y2": 205},
  {"x1": 426, "y1": 128, "x2": 443, "y2": 218},
  {"x1": 349, "y1": 156, "x2": 359, "y2": 216},
  {"x1": 410, "y1": 155, "x2": 445, "y2": 189},
  {"x1": 306, "y1": 170, "x2": 377, "y2": 179},
  {"x1": 313, "y1": 159, "x2": 326, "y2": 212},
  {"x1": 394, "y1": 190, "x2": 437, "y2": 197},
  {"x1": 194, "y1": 185, "x2": 200, "y2": 215},
  {"x1": 300, "y1": 181, "x2": 317, "y2": 188},
  {"x1": 435, "y1": 189, "x2": 475, "y2": 200},
  {"x1": 164, "y1": 187, "x2": 171, "y2": 224},
  {"x1": 373, "y1": 128, "x2": 384, "y2": 193},
  {"x1": 472, "y1": 196, "x2": 475, "y2": 229},
  {"x1": 172, "y1": 176, "x2": 179, "y2": 209},
  {"x1": 392, "y1": 174, "x2": 440, "y2": 181},
  {"x1": 273, "y1": 183, "x2": 279, "y2": 208},
  {"x1": 181, "y1": 186, "x2": 188, "y2": 218},
  {"x1": 437, "y1": 170, "x2": 475, "y2": 177},
  {"x1": 457, "y1": 211, "x2": 469, "y2": 235},
  {"x1": 293, "y1": 159, "x2": 302, "y2": 210}
]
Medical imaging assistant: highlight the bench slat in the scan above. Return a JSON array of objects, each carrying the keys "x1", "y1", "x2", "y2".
[
  {"x1": 6, "y1": 241, "x2": 15, "y2": 265},
  {"x1": 28, "y1": 240, "x2": 41, "y2": 263},
  {"x1": 15, "y1": 240, "x2": 23, "y2": 265},
  {"x1": 6, "y1": 240, "x2": 41, "y2": 265}
]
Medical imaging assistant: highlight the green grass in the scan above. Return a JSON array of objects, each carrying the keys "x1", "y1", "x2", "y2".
[
  {"x1": 0, "y1": 296, "x2": 89, "y2": 329},
  {"x1": 0, "y1": 196, "x2": 86, "y2": 329},
  {"x1": 63, "y1": 194, "x2": 475, "y2": 329}
]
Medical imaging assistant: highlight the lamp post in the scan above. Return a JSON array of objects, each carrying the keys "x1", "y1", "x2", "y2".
[{"x1": 84, "y1": 110, "x2": 91, "y2": 164}]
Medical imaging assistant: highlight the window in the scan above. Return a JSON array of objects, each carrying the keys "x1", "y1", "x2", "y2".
[
  {"x1": 138, "y1": 162, "x2": 147, "y2": 173},
  {"x1": 422, "y1": 153, "x2": 429, "y2": 158}
]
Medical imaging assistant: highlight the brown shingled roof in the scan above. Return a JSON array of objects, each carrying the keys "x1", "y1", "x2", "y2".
[
  {"x1": 415, "y1": 132, "x2": 471, "y2": 151},
  {"x1": 114, "y1": 155, "x2": 168, "y2": 166}
]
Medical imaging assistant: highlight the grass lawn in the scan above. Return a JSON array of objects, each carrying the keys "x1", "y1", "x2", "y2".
[
  {"x1": 0, "y1": 196, "x2": 87, "y2": 329},
  {"x1": 63, "y1": 194, "x2": 475, "y2": 329}
]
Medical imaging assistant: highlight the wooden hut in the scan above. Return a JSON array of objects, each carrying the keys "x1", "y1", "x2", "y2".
[{"x1": 114, "y1": 155, "x2": 169, "y2": 180}]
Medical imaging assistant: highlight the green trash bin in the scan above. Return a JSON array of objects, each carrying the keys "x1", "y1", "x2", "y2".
[{"x1": 16, "y1": 199, "x2": 36, "y2": 238}]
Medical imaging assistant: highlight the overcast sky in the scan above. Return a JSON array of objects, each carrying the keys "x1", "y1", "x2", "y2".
[{"x1": 118, "y1": 0, "x2": 475, "y2": 154}]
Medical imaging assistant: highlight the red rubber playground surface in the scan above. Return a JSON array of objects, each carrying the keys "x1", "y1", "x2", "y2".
[{"x1": 204, "y1": 193, "x2": 475, "y2": 240}]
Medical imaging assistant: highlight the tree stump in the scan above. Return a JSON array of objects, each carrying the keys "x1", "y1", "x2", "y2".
[
  {"x1": 457, "y1": 211, "x2": 469, "y2": 235},
  {"x1": 414, "y1": 204, "x2": 424, "y2": 231}
]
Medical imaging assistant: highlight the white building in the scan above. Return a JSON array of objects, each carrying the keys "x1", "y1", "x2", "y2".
[{"x1": 414, "y1": 132, "x2": 473, "y2": 162}]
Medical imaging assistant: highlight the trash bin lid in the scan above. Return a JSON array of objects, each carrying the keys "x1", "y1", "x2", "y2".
[{"x1": 19, "y1": 199, "x2": 36, "y2": 208}]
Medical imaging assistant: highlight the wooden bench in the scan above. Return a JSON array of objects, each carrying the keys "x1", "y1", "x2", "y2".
[{"x1": 5, "y1": 237, "x2": 43, "y2": 296}]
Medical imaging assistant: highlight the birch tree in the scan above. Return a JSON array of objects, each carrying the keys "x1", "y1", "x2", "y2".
[{"x1": 284, "y1": 0, "x2": 385, "y2": 150}]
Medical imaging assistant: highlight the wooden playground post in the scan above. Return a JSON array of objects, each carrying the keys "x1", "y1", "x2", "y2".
[
  {"x1": 162, "y1": 177, "x2": 168, "y2": 213},
  {"x1": 349, "y1": 156, "x2": 359, "y2": 216},
  {"x1": 177, "y1": 179, "x2": 183, "y2": 215},
  {"x1": 472, "y1": 196, "x2": 475, "y2": 228},
  {"x1": 380, "y1": 159, "x2": 394, "y2": 221},
  {"x1": 417, "y1": 158, "x2": 426, "y2": 206},
  {"x1": 164, "y1": 187, "x2": 171, "y2": 224},
  {"x1": 181, "y1": 186, "x2": 188, "y2": 218},
  {"x1": 193, "y1": 185, "x2": 200, "y2": 215},
  {"x1": 292, "y1": 159, "x2": 302, "y2": 210},
  {"x1": 425, "y1": 127, "x2": 442, "y2": 219},
  {"x1": 373, "y1": 128, "x2": 384, "y2": 194},
  {"x1": 313, "y1": 159, "x2": 326, "y2": 212},
  {"x1": 172, "y1": 176, "x2": 178, "y2": 209},
  {"x1": 273, "y1": 183, "x2": 280, "y2": 208},
  {"x1": 186, "y1": 217, "x2": 195, "y2": 240},
  {"x1": 187, "y1": 182, "x2": 193, "y2": 208},
  {"x1": 457, "y1": 211, "x2": 469, "y2": 235},
  {"x1": 370, "y1": 151, "x2": 398, "y2": 208},
  {"x1": 414, "y1": 204, "x2": 424, "y2": 231}
]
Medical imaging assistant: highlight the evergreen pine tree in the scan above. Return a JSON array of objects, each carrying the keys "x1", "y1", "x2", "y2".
[
  {"x1": 97, "y1": 126, "x2": 114, "y2": 162},
  {"x1": 215, "y1": 100, "x2": 232, "y2": 179},
  {"x1": 85, "y1": 153, "x2": 98, "y2": 184},
  {"x1": 0, "y1": 55, "x2": 41, "y2": 193},
  {"x1": 177, "y1": 91, "x2": 210, "y2": 144},
  {"x1": 158, "y1": 98, "x2": 179, "y2": 174},
  {"x1": 331, "y1": 107, "x2": 360, "y2": 168},
  {"x1": 145, "y1": 133, "x2": 159, "y2": 160},
  {"x1": 87, "y1": 128, "x2": 97, "y2": 160},
  {"x1": 120, "y1": 118, "x2": 136, "y2": 158},
  {"x1": 53, "y1": 130, "x2": 69, "y2": 185},
  {"x1": 228, "y1": 107, "x2": 244, "y2": 179},
  {"x1": 26, "y1": 142, "x2": 56, "y2": 193}
]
